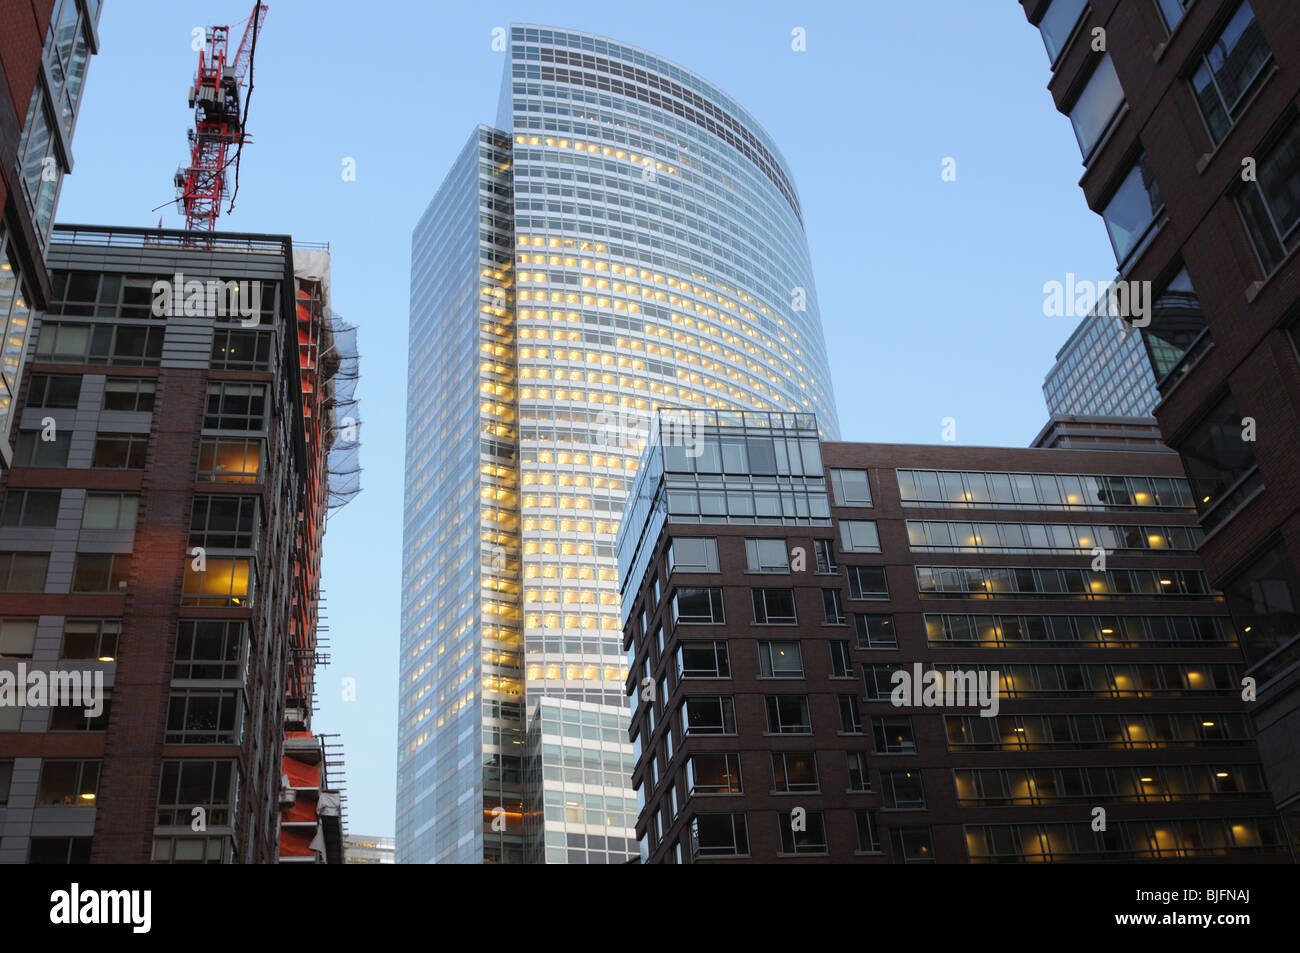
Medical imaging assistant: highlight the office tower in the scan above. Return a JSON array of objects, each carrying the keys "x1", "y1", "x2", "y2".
[
  {"x1": 1020, "y1": 0, "x2": 1300, "y2": 846},
  {"x1": 619, "y1": 411, "x2": 1287, "y2": 862},
  {"x1": 0, "y1": 225, "x2": 351, "y2": 863},
  {"x1": 1042, "y1": 311, "x2": 1158, "y2": 417},
  {"x1": 400, "y1": 25, "x2": 840, "y2": 863},
  {"x1": 344, "y1": 834, "x2": 395, "y2": 864},
  {"x1": 1031, "y1": 413, "x2": 1170, "y2": 451},
  {"x1": 1, "y1": 0, "x2": 101, "y2": 465}
]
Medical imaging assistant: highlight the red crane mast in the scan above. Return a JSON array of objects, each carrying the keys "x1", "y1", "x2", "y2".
[{"x1": 173, "y1": 2, "x2": 268, "y2": 232}]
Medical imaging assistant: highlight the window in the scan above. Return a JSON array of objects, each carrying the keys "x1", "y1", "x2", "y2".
[
  {"x1": 778, "y1": 809, "x2": 827, "y2": 855},
  {"x1": 14, "y1": 430, "x2": 71, "y2": 467},
  {"x1": 672, "y1": 587, "x2": 724, "y2": 625},
  {"x1": 91, "y1": 432, "x2": 148, "y2": 469},
  {"x1": 830, "y1": 468, "x2": 872, "y2": 505},
  {"x1": 881, "y1": 770, "x2": 926, "y2": 809},
  {"x1": 0, "y1": 619, "x2": 37, "y2": 658},
  {"x1": 683, "y1": 695, "x2": 736, "y2": 735},
  {"x1": 157, "y1": 760, "x2": 236, "y2": 826},
  {"x1": 1037, "y1": 0, "x2": 1087, "y2": 65},
  {"x1": 839, "y1": 694, "x2": 863, "y2": 733},
  {"x1": 865, "y1": 665, "x2": 904, "y2": 701},
  {"x1": 764, "y1": 695, "x2": 811, "y2": 733},
  {"x1": 691, "y1": 813, "x2": 748, "y2": 858},
  {"x1": 152, "y1": 836, "x2": 229, "y2": 865},
  {"x1": 211, "y1": 329, "x2": 272, "y2": 370},
  {"x1": 847, "y1": 565, "x2": 889, "y2": 600},
  {"x1": 61, "y1": 620, "x2": 121, "y2": 661},
  {"x1": 771, "y1": 753, "x2": 819, "y2": 793},
  {"x1": 897, "y1": 469, "x2": 1194, "y2": 511},
  {"x1": 1143, "y1": 266, "x2": 1209, "y2": 385},
  {"x1": 917, "y1": 564, "x2": 1211, "y2": 600},
  {"x1": 873, "y1": 717, "x2": 917, "y2": 754},
  {"x1": 855, "y1": 614, "x2": 898, "y2": 648},
  {"x1": 1156, "y1": 0, "x2": 1192, "y2": 32},
  {"x1": 890, "y1": 827, "x2": 936, "y2": 863},
  {"x1": 49, "y1": 700, "x2": 110, "y2": 731},
  {"x1": 204, "y1": 382, "x2": 266, "y2": 431},
  {"x1": 1191, "y1": 3, "x2": 1271, "y2": 145},
  {"x1": 686, "y1": 752, "x2": 741, "y2": 795},
  {"x1": 847, "y1": 752, "x2": 872, "y2": 792},
  {"x1": 758, "y1": 641, "x2": 804, "y2": 678},
  {"x1": 668, "y1": 536, "x2": 718, "y2": 573},
  {"x1": 174, "y1": 620, "x2": 246, "y2": 680},
  {"x1": 906, "y1": 519, "x2": 1199, "y2": 555},
  {"x1": 190, "y1": 496, "x2": 257, "y2": 549},
  {"x1": 1070, "y1": 54, "x2": 1124, "y2": 158},
  {"x1": 102, "y1": 378, "x2": 156, "y2": 412},
  {"x1": 1237, "y1": 114, "x2": 1300, "y2": 274},
  {"x1": 822, "y1": 641, "x2": 851, "y2": 679},
  {"x1": 37, "y1": 760, "x2": 100, "y2": 806},
  {"x1": 0, "y1": 552, "x2": 50, "y2": 591},
  {"x1": 813, "y1": 539, "x2": 837, "y2": 573},
  {"x1": 822, "y1": 588, "x2": 846, "y2": 625},
  {"x1": 198, "y1": 437, "x2": 263, "y2": 483},
  {"x1": 27, "y1": 374, "x2": 80, "y2": 408},
  {"x1": 745, "y1": 538, "x2": 789, "y2": 574},
  {"x1": 677, "y1": 640, "x2": 730, "y2": 679},
  {"x1": 35, "y1": 322, "x2": 163, "y2": 366},
  {"x1": 753, "y1": 588, "x2": 797, "y2": 624},
  {"x1": 1, "y1": 489, "x2": 59, "y2": 527},
  {"x1": 52, "y1": 270, "x2": 161, "y2": 320},
  {"x1": 1103, "y1": 155, "x2": 1165, "y2": 265},
  {"x1": 1175, "y1": 393, "x2": 1260, "y2": 526},
  {"x1": 29, "y1": 838, "x2": 92, "y2": 864},
  {"x1": 181, "y1": 557, "x2": 252, "y2": 607},
  {"x1": 14, "y1": 81, "x2": 60, "y2": 240},
  {"x1": 72, "y1": 554, "x2": 129, "y2": 593},
  {"x1": 0, "y1": 760, "x2": 11, "y2": 805},
  {"x1": 166, "y1": 689, "x2": 241, "y2": 744},
  {"x1": 1222, "y1": 543, "x2": 1300, "y2": 672},
  {"x1": 839, "y1": 520, "x2": 880, "y2": 553},
  {"x1": 855, "y1": 810, "x2": 881, "y2": 852},
  {"x1": 82, "y1": 493, "x2": 139, "y2": 531}
]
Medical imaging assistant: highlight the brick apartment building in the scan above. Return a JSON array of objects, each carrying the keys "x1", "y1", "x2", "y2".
[
  {"x1": 617, "y1": 411, "x2": 1289, "y2": 862},
  {"x1": 0, "y1": 225, "x2": 348, "y2": 863},
  {"x1": 1, "y1": 0, "x2": 100, "y2": 466},
  {"x1": 1019, "y1": 0, "x2": 1300, "y2": 837}
]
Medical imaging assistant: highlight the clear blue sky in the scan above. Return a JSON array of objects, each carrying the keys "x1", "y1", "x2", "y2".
[{"x1": 57, "y1": 0, "x2": 1117, "y2": 838}]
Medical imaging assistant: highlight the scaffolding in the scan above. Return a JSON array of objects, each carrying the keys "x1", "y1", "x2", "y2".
[{"x1": 324, "y1": 316, "x2": 362, "y2": 510}]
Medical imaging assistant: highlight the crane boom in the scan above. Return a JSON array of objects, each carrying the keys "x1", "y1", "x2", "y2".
[
  {"x1": 172, "y1": 2, "x2": 268, "y2": 233},
  {"x1": 230, "y1": 2, "x2": 268, "y2": 85}
]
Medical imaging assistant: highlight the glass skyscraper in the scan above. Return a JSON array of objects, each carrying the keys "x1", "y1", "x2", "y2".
[
  {"x1": 1043, "y1": 310, "x2": 1159, "y2": 418},
  {"x1": 399, "y1": 25, "x2": 839, "y2": 864}
]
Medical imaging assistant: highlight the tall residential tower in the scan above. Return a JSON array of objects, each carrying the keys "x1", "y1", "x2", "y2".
[{"x1": 399, "y1": 25, "x2": 839, "y2": 863}]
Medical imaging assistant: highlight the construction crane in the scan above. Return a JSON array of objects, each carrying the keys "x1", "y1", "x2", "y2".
[{"x1": 173, "y1": 2, "x2": 268, "y2": 232}]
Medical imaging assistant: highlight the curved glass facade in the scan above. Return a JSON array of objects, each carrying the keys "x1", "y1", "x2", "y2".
[{"x1": 399, "y1": 25, "x2": 839, "y2": 864}]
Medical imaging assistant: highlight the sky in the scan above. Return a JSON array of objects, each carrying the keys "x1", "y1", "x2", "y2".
[{"x1": 56, "y1": 0, "x2": 1120, "y2": 839}]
